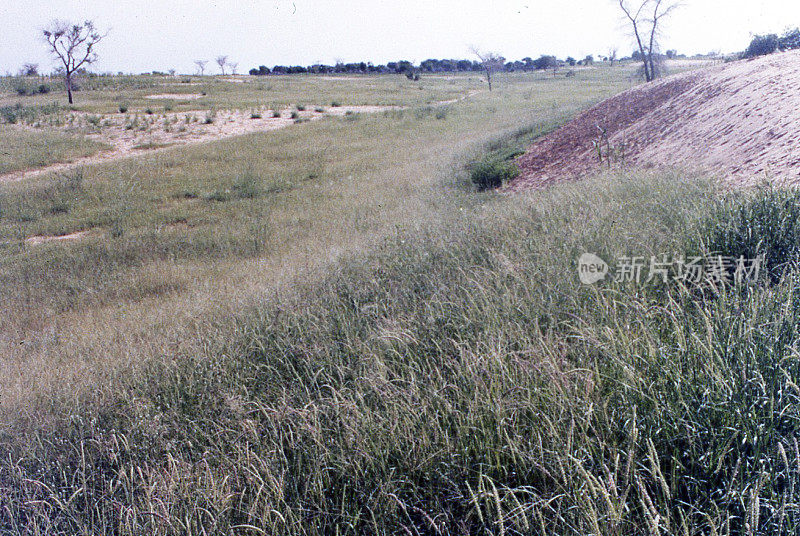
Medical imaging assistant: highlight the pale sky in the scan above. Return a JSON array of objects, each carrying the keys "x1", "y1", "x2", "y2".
[{"x1": 1, "y1": 0, "x2": 799, "y2": 74}]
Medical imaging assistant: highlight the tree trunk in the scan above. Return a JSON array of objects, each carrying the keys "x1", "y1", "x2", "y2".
[
  {"x1": 485, "y1": 69, "x2": 492, "y2": 91},
  {"x1": 632, "y1": 22, "x2": 652, "y2": 82},
  {"x1": 648, "y1": 25, "x2": 658, "y2": 82},
  {"x1": 66, "y1": 73, "x2": 73, "y2": 104}
]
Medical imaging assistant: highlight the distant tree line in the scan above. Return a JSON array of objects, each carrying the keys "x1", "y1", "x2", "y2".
[
  {"x1": 247, "y1": 55, "x2": 603, "y2": 76},
  {"x1": 743, "y1": 28, "x2": 800, "y2": 59}
]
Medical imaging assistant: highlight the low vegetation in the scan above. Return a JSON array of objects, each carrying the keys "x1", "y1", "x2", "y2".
[
  {"x1": 5, "y1": 61, "x2": 778, "y2": 535},
  {"x1": 6, "y1": 170, "x2": 800, "y2": 534},
  {"x1": 0, "y1": 127, "x2": 107, "y2": 174}
]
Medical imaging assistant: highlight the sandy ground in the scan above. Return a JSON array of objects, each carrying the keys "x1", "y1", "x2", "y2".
[
  {"x1": 145, "y1": 93, "x2": 204, "y2": 100},
  {"x1": 0, "y1": 105, "x2": 403, "y2": 183},
  {"x1": 510, "y1": 50, "x2": 800, "y2": 190},
  {"x1": 25, "y1": 231, "x2": 93, "y2": 246},
  {"x1": 0, "y1": 88, "x2": 476, "y2": 184}
]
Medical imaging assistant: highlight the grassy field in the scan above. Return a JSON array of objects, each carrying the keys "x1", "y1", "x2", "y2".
[
  {"x1": 0, "y1": 126, "x2": 108, "y2": 174},
  {"x1": 0, "y1": 66, "x2": 636, "y2": 414},
  {"x1": 7, "y1": 61, "x2": 797, "y2": 535}
]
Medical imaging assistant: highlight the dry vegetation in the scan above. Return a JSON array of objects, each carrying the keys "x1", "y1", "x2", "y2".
[{"x1": 5, "y1": 59, "x2": 800, "y2": 535}]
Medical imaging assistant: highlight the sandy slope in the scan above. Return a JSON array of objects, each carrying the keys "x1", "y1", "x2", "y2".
[{"x1": 511, "y1": 50, "x2": 800, "y2": 190}]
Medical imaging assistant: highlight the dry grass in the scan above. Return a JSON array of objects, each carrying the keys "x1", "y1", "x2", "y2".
[{"x1": 7, "y1": 63, "x2": 781, "y2": 535}]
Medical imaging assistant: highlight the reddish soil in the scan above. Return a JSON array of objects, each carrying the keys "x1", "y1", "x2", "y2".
[{"x1": 510, "y1": 50, "x2": 800, "y2": 190}]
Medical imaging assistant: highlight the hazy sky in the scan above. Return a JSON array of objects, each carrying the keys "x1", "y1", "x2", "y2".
[{"x1": 1, "y1": 1, "x2": 799, "y2": 74}]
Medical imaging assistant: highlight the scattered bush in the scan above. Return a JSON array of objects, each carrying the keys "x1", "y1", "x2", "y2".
[
  {"x1": 118, "y1": 104, "x2": 128, "y2": 113},
  {"x1": 205, "y1": 190, "x2": 230, "y2": 202},
  {"x1": 290, "y1": 110, "x2": 299, "y2": 120},
  {"x1": 232, "y1": 175, "x2": 262, "y2": 199},
  {"x1": 743, "y1": 33, "x2": 780, "y2": 58},
  {"x1": 469, "y1": 158, "x2": 520, "y2": 191}
]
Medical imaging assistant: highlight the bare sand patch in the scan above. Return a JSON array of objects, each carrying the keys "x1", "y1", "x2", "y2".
[
  {"x1": 145, "y1": 93, "x2": 203, "y2": 100},
  {"x1": 25, "y1": 231, "x2": 92, "y2": 246}
]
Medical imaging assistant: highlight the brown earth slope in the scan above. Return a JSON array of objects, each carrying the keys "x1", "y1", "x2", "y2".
[{"x1": 510, "y1": 51, "x2": 800, "y2": 190}]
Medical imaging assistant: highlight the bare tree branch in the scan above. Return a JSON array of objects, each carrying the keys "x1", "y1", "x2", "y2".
[
  {"x1": 470, "y1": 47, "x2": 505, "y2": 91},
  {"x1": 215, "y1": 55, "x2": 229, "y2": 75}
]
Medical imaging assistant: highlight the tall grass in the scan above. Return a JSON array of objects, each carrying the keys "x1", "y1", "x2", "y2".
[{"x1": 8, "y1": 172, "x2": 799, "y2": 535}]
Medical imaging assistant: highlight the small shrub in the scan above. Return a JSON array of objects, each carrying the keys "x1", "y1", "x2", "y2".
[
  {"x1": 470, "y1": 158, "x2": 520, "y2": 191},
  {"x1": 232, "y1": 175, "x2": 262, "y2": 199},
  {"x1": 271, "y1": 110, "x2": 282, "y2": 118},
  {"x1": 330, "y1": 101, "x2": 341, "y2": 107},
  {"x1": 296, "y1": 104, "x2": 306, "y2": 111},
  {"x1": 11, "y1": 79, "x2": 31, "y2": 96},
  {"x1": 314, "y1": 107, "x2": 325, "y2": 113},
  {"x1": 118, "y1": 104, "x2": 128, "y2": 113},
  {"x1": 250, "y1": 110, "x2": 262, "y2": 119},
  {"x1": 145, "y1": 108, "x2": 154, "y2": 115},
  {"x1": 290, "y1": 111, "x2": 299, "y2": 120},
  {"x1": 205, "y1": 190, "x2": 230, "y2": 202},
  {"x1": 37, "y1": 84, "x2": 50, "y2": 94},
  {"x1": 49, "y1": 202, "x2": 70, "y2": 215},
  {"x1": 0, "y1": 105, "x2": 20, "y2": 124},
  {"x1": 204, "y1": 110, "x2": 216, "y2": 124}
]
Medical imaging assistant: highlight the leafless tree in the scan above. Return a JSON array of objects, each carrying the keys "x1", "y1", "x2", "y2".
[
  {"x1": 616, "y1": 0, "x2": 679, "y2": 82},
  {"x1": 617, "y1": 0, "x2": 652, "y2": 80},
  {"x1": 215, "y1": 55, "x2": 228, "y2": 75},
  {"x1": 647, "y1": 0, "x2": 680, "y2": 80},
  {"x1": 471, "y1": 47, "x2": 505, "y2": 91},
  {"x1": 608, "y1": 47, "x2": 619, "y2": 66},
  {"x1": 42, "y1": 20, "x2": 107, "y2": 104},
  {"x1": 168, "y1": 68, "x2": 176, "y2": 77},
  {"x1": 194, "y1": 60, "x2": 208, "y2": 76},
  {"x1": 229, "y1": 62, "x2": 239, "y2": 75}
]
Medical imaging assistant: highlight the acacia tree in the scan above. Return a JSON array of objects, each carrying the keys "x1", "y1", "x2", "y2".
[
  {"x1": 216, "y1": 55, "x2": 228, "y2": 75},
  {"x1": 20, "y1": 63, "x2": 39, "y2": 76},
  {"x1": 43, "y1": 20, "x2": 106, "y2": 104},
  {"x1": 471, "y1": 47, "x2": 505, "y2": 91},
  {"x1": 194, "y1": 60, "x2": 208, "y2": 75}
]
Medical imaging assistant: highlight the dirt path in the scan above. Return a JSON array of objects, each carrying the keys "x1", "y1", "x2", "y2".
[
  {"x1": 0, "y1": 105, "x2": 406, "y2": 183},
  {"x1": 1, "y1": 92, "x2": 478, "y2": 184}
]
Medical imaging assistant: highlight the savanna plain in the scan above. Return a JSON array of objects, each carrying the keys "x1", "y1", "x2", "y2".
[{"x1": 2, "y1": 61, "x2": 800, "y2": 535}]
